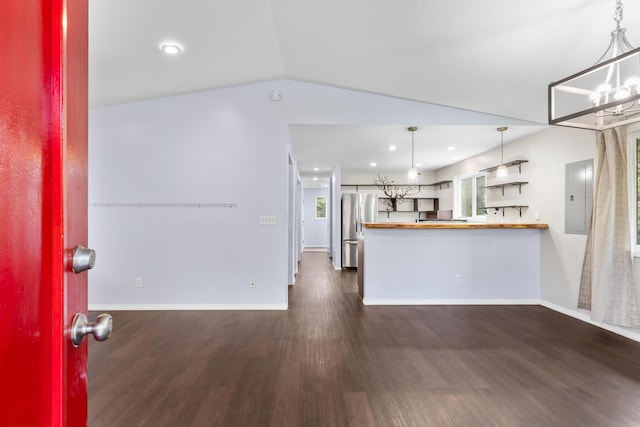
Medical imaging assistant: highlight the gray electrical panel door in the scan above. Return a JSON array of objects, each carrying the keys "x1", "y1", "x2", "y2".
[{"x1": 565, "y1": 159, "x2": 594, "y2": 235}]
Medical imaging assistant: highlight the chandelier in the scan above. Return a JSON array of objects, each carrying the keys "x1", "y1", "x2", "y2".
[{"x1": 549, "y1": 0, "x2": 640, "y2": 130}]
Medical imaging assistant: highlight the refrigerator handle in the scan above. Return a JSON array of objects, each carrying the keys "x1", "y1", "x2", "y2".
[{"x1": 356, "y1": 200, "x2": 362, "y2": 236}]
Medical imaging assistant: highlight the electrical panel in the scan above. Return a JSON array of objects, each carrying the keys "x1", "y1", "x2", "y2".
[{"x1": 565, "y1": 159, "x2": 593, "y2": 235}]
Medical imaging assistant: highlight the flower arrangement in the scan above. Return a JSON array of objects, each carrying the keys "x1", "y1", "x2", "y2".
[{"x1": 373, "y1": 174, "x2": 418, "y2": 210}]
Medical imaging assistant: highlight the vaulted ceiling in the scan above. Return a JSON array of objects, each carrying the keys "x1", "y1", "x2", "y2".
[{"x1": 89, "y1": 0, "x2": 639, "y2": 182}]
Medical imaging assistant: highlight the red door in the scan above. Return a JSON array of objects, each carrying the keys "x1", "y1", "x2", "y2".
[{"x1": 0, "y1": 1, "x2": 90, "y2": 426}]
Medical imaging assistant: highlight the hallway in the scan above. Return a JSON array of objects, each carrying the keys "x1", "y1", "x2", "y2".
[{"x1": 89, "y1": 252, "x2": 640, "y2": 426}]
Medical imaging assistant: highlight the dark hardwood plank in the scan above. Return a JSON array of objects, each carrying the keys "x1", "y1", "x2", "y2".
[
  {"x1": 89, "y1": 252, "x2": 640, "y2": 426},
  {"x1": 343, "y1": 392, "x2": 376, "y2": 426}
]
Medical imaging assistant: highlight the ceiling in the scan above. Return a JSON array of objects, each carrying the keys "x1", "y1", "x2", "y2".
[
  {"x1": 89, "y1": 0, "x2": 639, "y2": 184},
  {"x1": 290, "y1": 124, "x2": 543, "y2": 183}
]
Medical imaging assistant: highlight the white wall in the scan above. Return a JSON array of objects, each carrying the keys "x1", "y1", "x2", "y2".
[
  {"x1": 303, "y1": 187, "x2": 329, "y2": 248},
  {"x1": 87, "y1": 79, "x2": 545, "y2": 309},
  {"x1": 89, "y1": 84, "x2": 290, "y2": 309},
  {"x1": 342, "y1": 169, "x2": 436, "y2": 186},
  {"x1": 363, "y1": 227, "x2": 541, "y2": 304},
  {"x1": 434, "y1": 126, "x2": 596, "y2": 311}
]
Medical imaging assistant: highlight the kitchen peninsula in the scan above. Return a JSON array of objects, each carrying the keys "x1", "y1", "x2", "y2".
[{"x1": 358, "y1": 222, "x2": 549, "y2": 305}]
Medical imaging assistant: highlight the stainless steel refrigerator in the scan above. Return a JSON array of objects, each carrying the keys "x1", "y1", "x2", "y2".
[{"x1": 342, "y1": 193, "x2": 378, "y2": 268}]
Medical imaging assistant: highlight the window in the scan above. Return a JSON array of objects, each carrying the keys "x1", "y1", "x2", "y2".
[
  {"x1": 454, "y1": 172, "x2": 487, "y2": 218},
  {"x1": 315, "y1": 196, "x2": 327, "y2": 219}
]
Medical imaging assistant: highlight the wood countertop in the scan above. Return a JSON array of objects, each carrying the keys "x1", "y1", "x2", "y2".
[{"x1": 364, "y1": 222, "x2": 549, "y2": 229}]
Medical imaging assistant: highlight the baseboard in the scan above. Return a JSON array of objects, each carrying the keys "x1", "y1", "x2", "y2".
[
  {"x1": 88, "y1": 303, "x2": 288, "y2": 311},
  {"x1": 303, "y1": 247, "x2": 329, "y2": 252},
  {"x1": 540, "y1": 300, "x2": 640, "y2": 343},
  {"x1": 362, "y1": 298, "x2": 540, "y2": 306}
]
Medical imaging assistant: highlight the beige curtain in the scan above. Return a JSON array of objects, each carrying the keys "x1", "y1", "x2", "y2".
[{"x1": 579, "y1": 126, "x2": 640, "y2": 327}]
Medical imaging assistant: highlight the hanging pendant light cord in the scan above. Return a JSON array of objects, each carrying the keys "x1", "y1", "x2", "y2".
[
  {"x1": 500, "y1": 130, "x2": 504, "y2": 164},
  {"x1": 614, "y1": 0, "x2": 623, "y2": 30},
  {"x1": 497, "y1": 126, "x2": 507, "y2": 164},
  {"x1": 407, "y1": 126, "x2": 417, "y2": 168},
  {"x1": 411, "y1": 130, "x2": 415, "y2": 168}
]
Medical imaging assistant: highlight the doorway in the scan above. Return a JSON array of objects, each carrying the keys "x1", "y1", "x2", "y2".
[{"x1": 303, "y1": 187, "x2": 329, "y2": 252}]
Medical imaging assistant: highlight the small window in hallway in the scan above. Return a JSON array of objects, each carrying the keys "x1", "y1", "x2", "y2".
[{"x1": 315, "y1": 196, "x2": 327, "y2": 219}]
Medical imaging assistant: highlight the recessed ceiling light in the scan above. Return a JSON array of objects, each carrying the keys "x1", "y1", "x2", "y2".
[
  {"x1": 448, "y1": 146, "x2": 456, "y2": 151},
  {"x1": 159, "y1": 42, "x2": 183, "y2": 55},
  {"x1": 370, "y1": 162, "x2": 377, "y2": 167},
  {"x1": 388, "y1": 145, "x2": 397, "y2": 151},
  {"x1": 453, "y1": 156, "x2": 459, "y2": 160},
  {"x1": 313, "y1": 177, "x2": 318, "y2": 181},
  {"x1": 313, "y1": 167, "x2": 319, "y2": 171}
]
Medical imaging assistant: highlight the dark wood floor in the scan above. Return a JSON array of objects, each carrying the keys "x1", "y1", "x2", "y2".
[{"x1": 89, "y1": 252, "x2": 640, "y2": 426}]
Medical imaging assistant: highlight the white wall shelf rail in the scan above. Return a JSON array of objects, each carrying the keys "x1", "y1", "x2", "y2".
[
  {"x1": 89, "y1": 202, "x2": 238, "y2": 208},
  {"x1": 479, "y1": 159, "x2": 529, "y2": 174},
  {"x1": 482, "y1": 181, "x2": 528, "y2": 196},
  {"x1": 482, "y1": 205, "x2": 528, "y2": 217}
]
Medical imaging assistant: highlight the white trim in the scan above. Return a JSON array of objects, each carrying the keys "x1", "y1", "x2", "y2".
[
  {"x1": 452, "y1": 171, "x2": 488, "y2": 219},
  {"x1": 362, "y1": 298, "x2": 540, "y2": 306},
  {"x1": 303, "y1": 246, "x2": 329, "y2": 252},
  {"x1": 540, "y1": 300, "x2": 640, "y2": 343},
  {"x1": 89, "y1": 202, "x2": 238, "y2": 208},
  {"x1": 88, "y1": 303, "x2": 288, "y2": 311}
]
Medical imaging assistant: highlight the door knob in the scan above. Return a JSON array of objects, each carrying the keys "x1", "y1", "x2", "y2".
[
  {"x1": 71, "y1": 245, "x2": 96, "y2": 273},
  {"x1": 70, "y1": 312, "x2": 112, "y2": 347}
]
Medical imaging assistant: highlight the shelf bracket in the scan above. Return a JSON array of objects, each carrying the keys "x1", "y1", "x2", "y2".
[
  {"x1": 482, "y1": 207, "x2": 505, "y2": 217},
  {"x1": 483, "y1": 205, "x2": 527, "y2": 218}
]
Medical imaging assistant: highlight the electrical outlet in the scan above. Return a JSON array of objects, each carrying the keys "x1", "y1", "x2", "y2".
[
  {"x1": 136, "y1": 277, "x2": 143, "y2": 288},
  {"x1": 249, "y1": 277, "x2": 256, "y2": 288},
  {"x1": 455, "y1": 274, "x2": 462, "y2": 284}
]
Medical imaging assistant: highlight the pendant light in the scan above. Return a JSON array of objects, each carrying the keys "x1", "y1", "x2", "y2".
[
  {"x1": 496, "y1": 127, "x2": 508, "y2": 182},
  {"x1": 407, "y1": 126, "x2": 418, "y2": 184}
]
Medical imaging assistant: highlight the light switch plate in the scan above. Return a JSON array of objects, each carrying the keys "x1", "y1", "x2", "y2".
[{"x1": 259, "y1": 216, "x2": 276, "y2": 225}]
